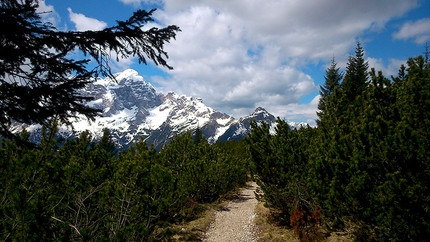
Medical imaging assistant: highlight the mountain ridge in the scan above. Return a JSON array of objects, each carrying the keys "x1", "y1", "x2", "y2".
[{"x1": 12, "y1": 69, "x2": 307, "y2": 149}]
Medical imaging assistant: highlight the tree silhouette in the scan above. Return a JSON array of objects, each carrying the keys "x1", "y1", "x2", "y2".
[{"x1": 0, "y1": 0, "x2": 180, "y2": 140}]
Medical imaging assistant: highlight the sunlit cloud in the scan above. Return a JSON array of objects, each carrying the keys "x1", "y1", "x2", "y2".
[
  {"x1": 68, "y1": 8, "x2": 107, "y2": 31},
  {"x1": 36, "y1": 0, "x2": 60, "y2": 26},
  {"x1": 393, "y1": 18, "x2": 430, "y2": 44},
  {"x1": 148, "y1": 0, "x2": 417, "y2": 120}
]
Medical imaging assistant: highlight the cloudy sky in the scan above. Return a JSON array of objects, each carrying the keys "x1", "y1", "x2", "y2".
[{"x1": 40, "y1": 0, "x2": 430, "y2": 125}]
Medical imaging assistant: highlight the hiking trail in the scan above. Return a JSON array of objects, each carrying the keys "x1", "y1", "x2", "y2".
[{"x1": 203, "y1": 182, "x2": 259, "y2": 242}]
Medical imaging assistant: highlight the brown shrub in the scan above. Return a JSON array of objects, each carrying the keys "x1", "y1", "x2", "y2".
[{"x1": 290, "y1": 205, "x2": 324, "y2": 242}]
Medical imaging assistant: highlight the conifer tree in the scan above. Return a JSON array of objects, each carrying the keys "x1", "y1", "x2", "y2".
[
  {"x1": 317, "y1": 57, "x2": 343, "y2": 115},
  {"x1": 248, "y1": 119, "x2": 317, "y2": 228},
  {"x1": 341, "y1": 42, "x2": 369, "y2": 102},
  {"x1": 317, "y1": 57, "x2": 343, "y2": 129},
  {"x1": 0, "y1": 0, "x2": 180, "y2": 140},
  {"x1": 193, "y1": 126, "x2": 204, "y2": 144},
  {"x1": 424, "y1": 43, "x2": 429, "y2": 68}
]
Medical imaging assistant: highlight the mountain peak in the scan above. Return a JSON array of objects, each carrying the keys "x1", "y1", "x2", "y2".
[
  {"x1": 93, "y1": 69, "x2": 150, "y2": 88},
  {"x1": 252, "y1": 107, "x2": 268, "y2": 114},
  {"x1": 250, "y1": 107, "x2": 272, "y2": 119},
  {"x1": 114, "y1": 69, "x2": 141, "y2": 80}
]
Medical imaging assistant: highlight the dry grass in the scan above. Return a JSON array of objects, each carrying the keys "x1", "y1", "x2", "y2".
[
  {"x1": 253, "y1": 202, "x2": 354, "y2": 242},
  {"x1": 325, "y1": 232, "x2": 354, "y2": 242},
  {"x1": 168, "y1": 204, "x2": 218, "y2": 241},
  {"x1": 254, "y1": 202, "x2": 299, "y2": 242}
]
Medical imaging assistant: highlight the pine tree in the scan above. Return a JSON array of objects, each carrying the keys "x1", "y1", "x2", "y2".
[
  {"x1": 312, "y1": 51, "x2": 430, "y2": 240},
  {"x1": 317, "y1": 57, "x2": 343, "y2": 129},
  {"x1": 424, "y1": 43, "x2": 429, "y2": 68},
  {"x1": 0, "y1": 0, "x2": 180, "y2": 141},
  {"x1": 317, "y1": 57, "x2": 343, "y2": 115},
  {"x1": 248, "y1": 119, "x2": 318, "y2": 227},
  {"x1": 341, "y1": 42, "x2": 369, "y2": 102},
  {"x1": 193, "y1": 126, "x2": 204, "y2": 144}
]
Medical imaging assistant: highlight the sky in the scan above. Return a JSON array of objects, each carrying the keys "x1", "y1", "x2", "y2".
[{"x1": 39, "y1": 0, "x2": 430, "y2": 125}]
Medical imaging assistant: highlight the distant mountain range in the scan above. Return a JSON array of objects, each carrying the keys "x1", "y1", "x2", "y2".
[{"x1": 12, "y1": 69, "x2": 307, "y2": 149}]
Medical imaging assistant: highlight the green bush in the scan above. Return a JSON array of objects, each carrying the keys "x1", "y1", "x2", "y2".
[
  {"x1": 0, "y1": 127, "x2": 250, "y2": 241},
  {"x1": 248, "y1": 47, "x2": 430, "y2": 241}
]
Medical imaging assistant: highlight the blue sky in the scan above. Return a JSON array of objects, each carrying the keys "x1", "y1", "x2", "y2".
[{"x1": 39, "y1": 0, "x2": 430, "y2": 125}]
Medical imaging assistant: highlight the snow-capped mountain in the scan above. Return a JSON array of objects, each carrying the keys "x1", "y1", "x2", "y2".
[
  {"x1": 217, "y1": 107, "x2": 277, "y2": 142},
  {"x1": 13, "y1": 69, "x2": 306, "y2": 149}
]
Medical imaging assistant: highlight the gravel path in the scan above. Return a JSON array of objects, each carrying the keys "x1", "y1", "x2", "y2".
[{"x1": 203, "y1": 182, "x2": 259, "y2": 242}]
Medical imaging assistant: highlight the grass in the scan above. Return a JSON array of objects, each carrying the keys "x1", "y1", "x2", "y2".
[
  {"x1": 169, "y1": 203, "x2": 218, "y2": 241},
  {"x1": 254, "y1": 202, "x2": 355, "y2": 242},
  {"x1": 254, "y1": 202, "x2": 299, "y2": 242}
]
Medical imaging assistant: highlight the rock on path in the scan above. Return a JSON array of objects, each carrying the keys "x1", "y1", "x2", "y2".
[{"x1": 203, "y1": 182, "x2": 258, "y2": 242}]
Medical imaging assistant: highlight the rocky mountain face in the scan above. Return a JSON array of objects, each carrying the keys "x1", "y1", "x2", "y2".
[{"x1": 13, "y1": 69, "x2": 306, "y2": 149}]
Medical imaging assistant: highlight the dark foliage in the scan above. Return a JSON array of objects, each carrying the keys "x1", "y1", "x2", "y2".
[
  {"x1": 248, "y1": 44, "x2": 430, "y2": 241},
  {"x1": 247, "y1": 119, "x2": 319, "y2": 231},
  {"x1": 0, "y1": 126, "x2": 250, "y2": 241},
  {"x1": 317, "y1": 56, "x2": 343, "y2": 120}
]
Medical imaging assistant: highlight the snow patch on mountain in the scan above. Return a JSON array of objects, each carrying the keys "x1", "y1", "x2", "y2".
[
  {"x1": 71, "y1": 106, "x2": 138, "y2": 137},
  {"x1": 115, "y1": 69, "x2": 143, "y2": 81},
  {"x1": 145, "y1": 105, "x2": 172, "y2": 130},
  {"x1": 234, "y1": 123, "x2": 247, "y2": 136},
  {"x1": 216, "y1": 117, "x2": 232, "y2": 126},
  {"x1": 213, "y1": 126, "x2": 227, "y2": 140}
]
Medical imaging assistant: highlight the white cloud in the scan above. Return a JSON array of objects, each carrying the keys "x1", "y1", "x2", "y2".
[
  {"x1": 36, "y1": 0, "x2": 60, "y2": 26},
  {"x1": 161, "y1": 0, "x2": 417, "y2": 60},
  {"x1": 148, "y1": 0, "x2": 417, "y2": 121},
  {"x1": 66, "y1": 8, "x2": 137, "y2": 72},
  {"x1": 393, "y1": 18, "x2": 430, "y2": 44},
  {"x1": 67, "y1": 8, "x2": 107, "y2": 31},
  {"x1": 279, "y1": 95, "x2": 321, "y2": 127},
  {"x1": 367, "y1": 57, "x2": 407, "y2": 77},
  {"x1": 118, "y1": 0, "x2": 163, "y2": 7},
  {"x1": 152, "y1": 6, "x2": 320, "y2": 118}
]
